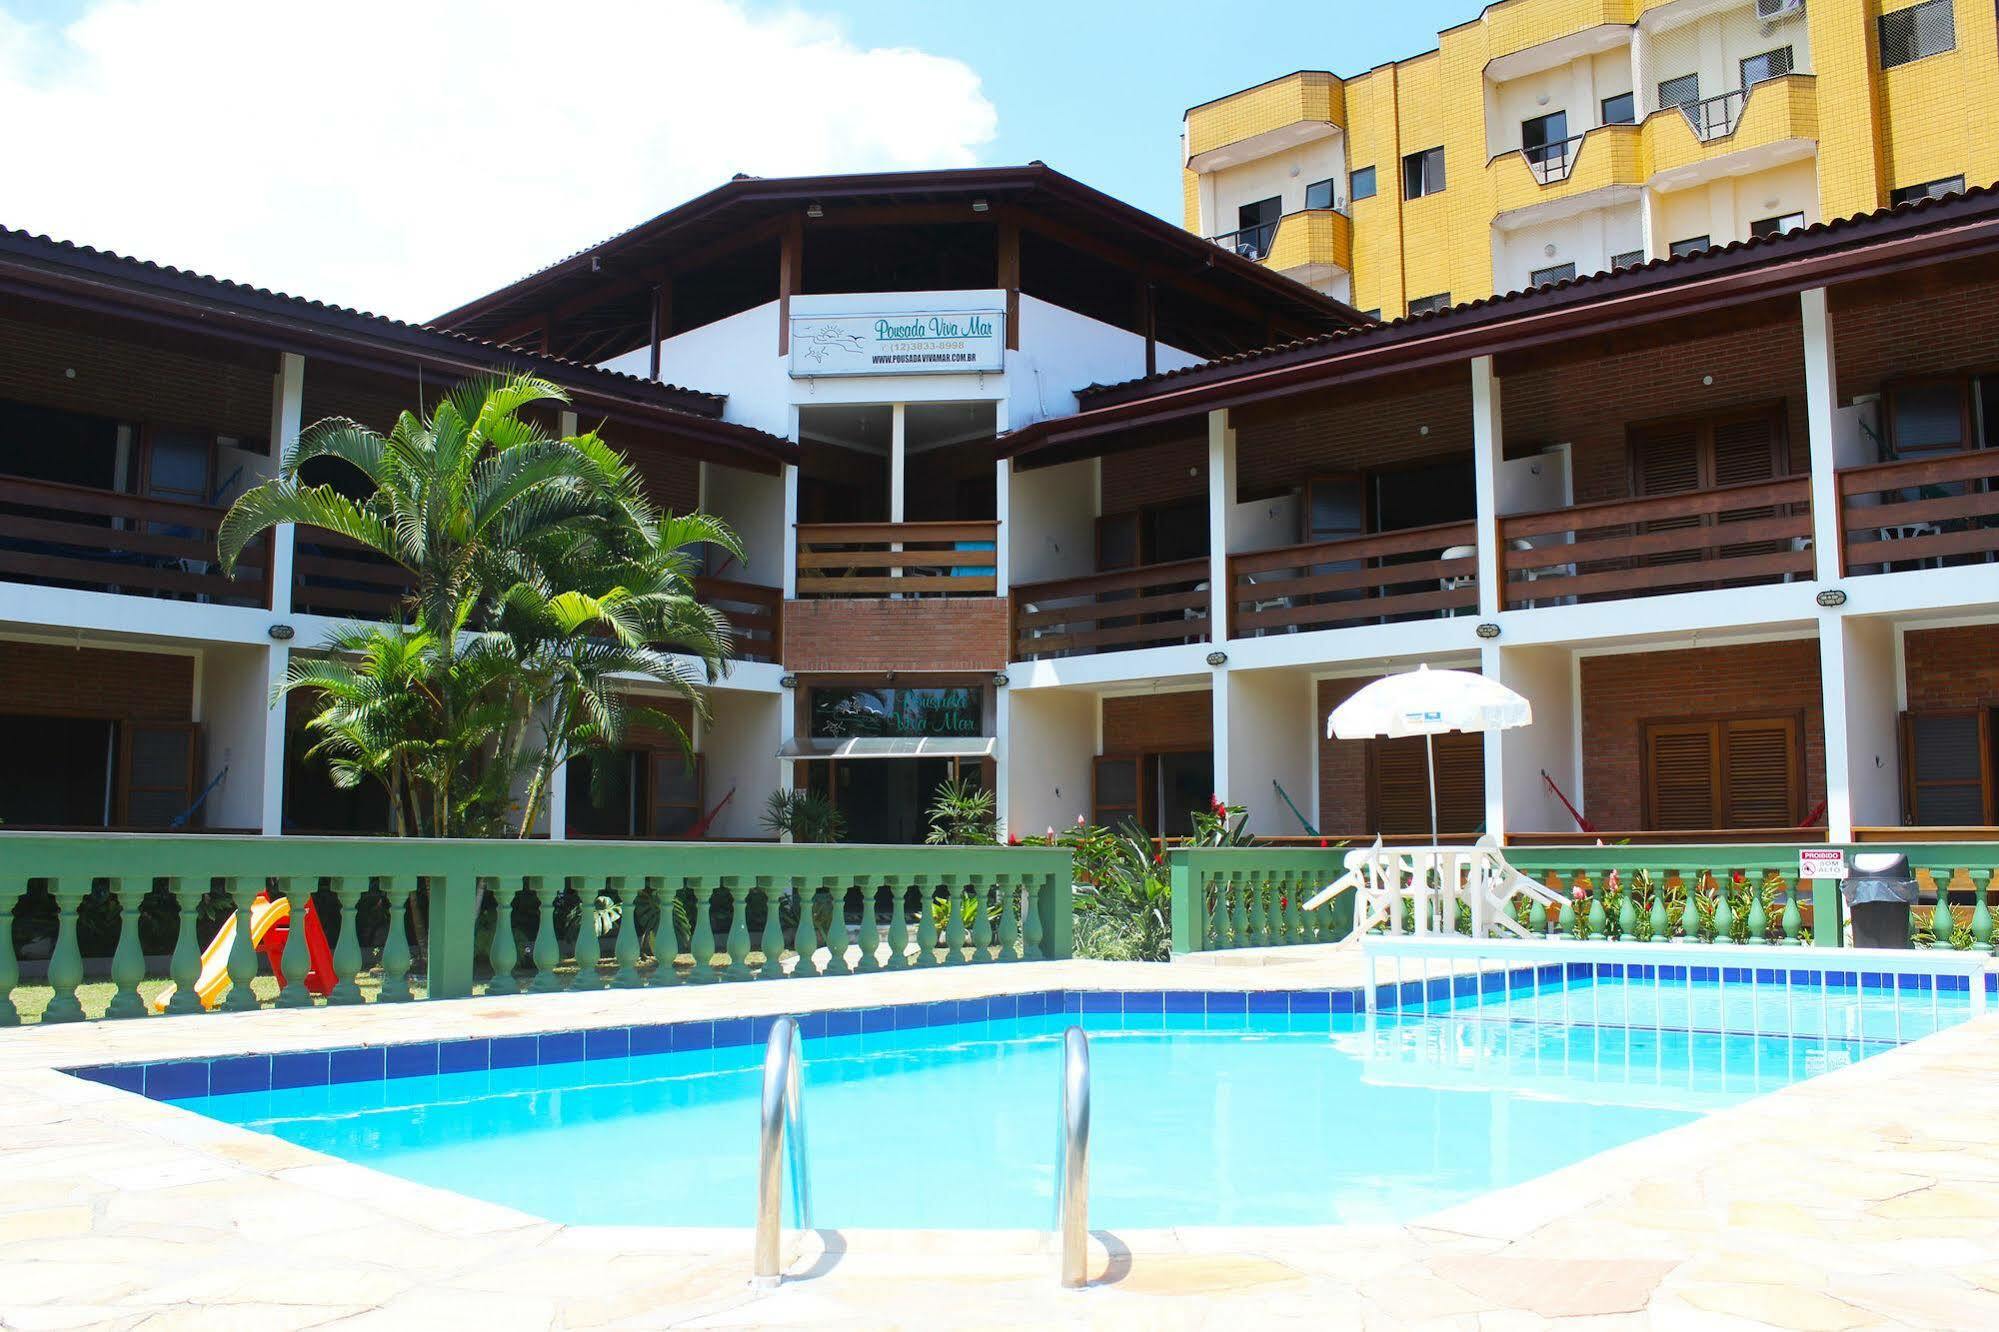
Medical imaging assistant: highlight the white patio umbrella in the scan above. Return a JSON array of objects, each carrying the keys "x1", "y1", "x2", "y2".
[{"x1": 1328, "y1": 665, "x2": 1532, "y2": 845}]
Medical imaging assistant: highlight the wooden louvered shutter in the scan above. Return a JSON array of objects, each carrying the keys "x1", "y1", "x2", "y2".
[
  {"x1": 1709, "y1": 409, "x2": 1786, "y2": 567},
  {"x1": 1644, "y1": 721, "x2": 1720, "y2": 830},
  {"x1": 1631, "y1": 421, "x2": 1704, "y2": 575},
  {"x1": 1433, "y1": 732, "x2": 1487, "y2": 832},
  {"x1": 1369, "y1": 733, "x2": 1486, "y2": 836},
  {"x1": 1720, "y1": 716, "x2": 1799, "y2": 828},
  {"x1": 1902, "y1": 710, "x2": 1993, "y2": 826}
]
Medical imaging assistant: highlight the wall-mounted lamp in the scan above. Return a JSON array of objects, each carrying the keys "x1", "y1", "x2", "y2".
[
  {"x1": 971, "y1": 197, "x2": 990, "y2": 213},
  {"x1": 805, "y1": 202, "x2": 824, "y2": 219},
  {"x1": 779, "y1": 673, "x2": 799, "y2": 689},
  {"x1": 267, "y1": 623, "x2": 295, "y2": 642},
  {"x1": 1475, "y1": 622, "x2": 1501, "y2": 640},
  {"x1": 1205, "y1": 650, "x2": 1229, "y2": 667},
  {"x1": 992, "y1": 672, "x2": 1010, "y2": 687},
  {"x1": 1816, "y1": 589, "x2": 1847, "y2": 608}
]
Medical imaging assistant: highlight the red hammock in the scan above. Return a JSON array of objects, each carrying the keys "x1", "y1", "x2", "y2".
[
  {"x1": 1542, "y1": 769, "x2": 1596, "y2": 834},
  {"x1": 686, "y1": 786, "x2": 736, "y2": 839}
]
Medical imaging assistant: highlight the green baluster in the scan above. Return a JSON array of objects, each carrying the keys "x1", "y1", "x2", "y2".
[
  {"x1": 1615, "y1": 878, "x2": 1636, "y2": 942},
  {"x1": 529, "y1": 876, "x2": 562, "y2": 993},
  {"x1": 274, "y1": 877, "x2": 314, "y2": 1010},
  {"x1": 1746, "y1": 873, "x2": 1769, "y2": 946},
  {"x1": 1529, "y1": 897, "x2": 1548, "y2": 937},
  {"x1": 1781, "y1": 876, "x2": 1803, "y2": 946},
  {"x1": 1289, "y1": 873, "x2": 1309, "y2": 943},
  {"x1": 943, "y1": 877, "x2": 967, "y2": 965},
  {"x1": 379, "y1": 878, "x2": 415, "y2": 1002},
  {"x1": 1206, "y1": 873, "x2": 1228, "y2": 948},
  {"x1": 611, "y1": 878, "x2": 642, "y2": 988},
  {"x1": 652, "y1": 880, "x2": 683, "y2": 985},
  {"x1": 884, "y1": 876, "x2": 910, "y2": 971},
  {"x1": 996, "y1": 874, "x2": 1020, "y2": 961},
  {"x1": 323, "y1": 877, "x2": 364, "y2": 1005},
  {"x1": 914, "y1": 877, "x2": 939, "y2": 967},
  {"x1": 723, "y1": 877, "x2": 752, "y2": 981},
  {"x1": 1258, "y1": 871, "x2": 1279, "y2": 945},
  {"x1": 1021, "y1": 875, "x2": 1044, "y2": 961},
  {"x1": 822, "y1": 879, "x2": 852, "y2": 976},
  {"x1": 1647, "y1": 878, "x2": 1668, "y2": 942},
  {"x1": 1679, "y1": 872, "x2": 1701, "y2": 943},
  {"x1": 103, "y1": 877, "x2": 147, "y2": 1020},
  {"x1": 0, "y1": 877, "x2": 23, "y2": 1026},
  {"x1": 487, "y1": 878, "x2": 522, "y2": 996},
  {"x1": 758, "y1": 878, "x2": 786, "y2": 980},
  {"x1": 970, "y1": 875, "x2": 993, "y2": 962},
  {"x1": 855, "y1": 877, "x2": 882, "y2": 974},
  {"x1": 793, "y1": 879, "x2": 820, "y2": 977},
  {"x1": 1932, "y1": 874, "x2": 1954, "y2": 950},
  {"x1": 221, "y1": 878, "x2": 261, "y2": 1013},
  {"x1": 1910, "y1": 874, "x2": 1926, "y2": 946},
  {"x1": 1585, "y1": 876, "x2": 1607, "y2": 940},
  {"x1": 688, "y1": 878, "x2": 719, "y2": 983},
  {"x1": 1972, "y1": 871, "x2": 1993, "y2": 950},
  {"x1": 1714, "y1": 879, "x2": 1737, "y2": 946},
  {"x1": 1556, "y1": 881, "x2": 1576, "y2": 939},
  {"x1": 1227, "y1": 871, "x2": 1249, "y2": 947},
  {"x1": 41, "y1": 878, "x2": 88, "y2": 1023},
  {"x1": 569, "y1": 878, "x2": 604, "y2": 990}
]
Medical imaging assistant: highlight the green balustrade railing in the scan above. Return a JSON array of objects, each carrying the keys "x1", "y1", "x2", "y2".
[
  {"x1": 0, "y1": 834, "x2": 1073, "y2": 1025},
  {"x1": 1167, "y1": 843, "x2": 1999, "y2": 955}
]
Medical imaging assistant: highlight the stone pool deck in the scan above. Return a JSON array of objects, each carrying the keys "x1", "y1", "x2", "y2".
[{"x1": 4, "y1": 956, "x2": 1999, "y2": 1329}]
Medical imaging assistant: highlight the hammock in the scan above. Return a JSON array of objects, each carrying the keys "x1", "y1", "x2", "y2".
[
  {"x1": 1541, "y1": 768, "x2": 1595, "y2": 834},
  {"x1": 1271, "y1": 779, "x2": 1318, "y2": 837},
  {"x1": 686, "y1": 786, "x2": 736, "y2": 839}
]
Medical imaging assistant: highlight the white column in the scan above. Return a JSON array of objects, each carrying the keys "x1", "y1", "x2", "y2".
[
  {"x1": 776, "y1": 680, "x2": 797, "y2": 840},
  {"x1": 993, "y1": 684, "x2": 1011, "y2": 836},
  {"x1": 259, "y1": 644, "x2": 289, "y2": 836},
  {"x1": 545, "y1": 720, "x2": 569, "y2": 841},
  {"x1": 1819, "y1": 615, "x2": 1899, "y2": 842},
  {"x1": 994, "y1": 458, "x2": 1012, "y2": 596},
  {"x1": 1799, "y1": 287, "x2": 1844, "y2": 583},
  {"x1": 267, "y1": 353, "x2": 304, "y2": 617},
  {"x1": 781, "y1": 463, "x2": 800, "y2": 600},
  {"x1": 1210, "y1": 670, "x2": 1231, "y2": 805},
  {"x1": 1470, "y1": 355, "x2": 1505, "y2": 620},
  {"x1": 1206, "y1": 409, "x2": 1235, "y2": 645},
  {"x1": 1480, "y1": 643, "x2": 1508, "y2": 840},
  {"x1": 889, "y1": 403, "x2": 907, "y2": 522}
]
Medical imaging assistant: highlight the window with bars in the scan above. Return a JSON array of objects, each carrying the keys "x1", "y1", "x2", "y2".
[
  {"x1": 1407, "y1": 292, "x2": 1451, "y2": 317},
  {"x1": 1657, "y1": 73, "x2": 1700, "y2": 109},
  {"x1": 1529, "y1": 262, "x2": 1576, "y2": 287},
  {"x1": 1740, "y1": 46, "x2": 1794, "y2": 86},
  {"x1": 1890, "y1": 175, "x2": 1965, "y2": 206},
  {"x1": 1643, "y1": 714, "x2": 1802, "y2": 830},
  {"x1": 1879, "y1": 0, "x2": 1955, "y2": 69},
  {"x1": 1402, "y1": 147, "x2": 1446, "y2": 199},
  {"x1": 1611, "y1": 249, "x2": 1646, "y2": 270}
]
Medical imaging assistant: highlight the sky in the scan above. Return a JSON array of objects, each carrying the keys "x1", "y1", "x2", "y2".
[{"x1": 0, "y1": 0, "x2": 1473, "y2": 323}]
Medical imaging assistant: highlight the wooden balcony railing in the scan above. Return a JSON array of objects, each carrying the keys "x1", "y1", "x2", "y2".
[
  {"x1": 694, "y1": 576, "x2": 781, "y2": 663},
  {"x1": 0, "y1": 474, "x2": 267, "y2": 606},
  {"x1": 1499, "y1": 477, "x2": 1813, "y2": 607},
  {"x1": 1837, "y1": 450, "x2": 1999, "y2": 575},
  {"x1": 795, "y1": 520, "x2": 998, "y2": 597},
  {"x1": 1011, "y1": 558, "x2": 1210, "y2": 660},
  {"x1": 1227, "y1": 521, "x2": 1479, "y2": 636},
  {"x1": 291, "y1": 533, "x2": 413, "y2": 618}
]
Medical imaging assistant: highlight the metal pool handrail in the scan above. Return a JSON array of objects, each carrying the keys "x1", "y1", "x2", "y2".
[
  {"x1": 1055, "y1": 1025, "x2": 1091, "y2": 1289},
  {"x1": 752, "y1": 1015, "x2": 811, "y2": 1289}
]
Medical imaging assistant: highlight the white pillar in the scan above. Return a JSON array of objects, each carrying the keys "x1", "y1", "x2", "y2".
[
  {"x1": 781, "y1": 463, "x2": 800, "y2": 600},
  {"x1": 1480, "y1": 643, "x2": 1508, "y2": 840},
  {"x1": 1470, "y1": 355, "x2": 1505, "y2": 619},
  {"x1": 1226, "y1": 669, "x2": 1315, "y2": 837},
  {"x1": 267, "y1": 353, "x2": 304, "y2": 617},
  {"x1": 994, "y1": 458, "x2": 1012, "y2": 596},
  {"x1": 889, "y1": 403, "x2": 907, "y2": 522},
  {"x1": 1210, "y1": 670, "x2": 1231, "y2": 805},
  {"x1": 545, "y1": 720, "x2": 569, "y2": 842},
  {"x1": 1800, "y1": 287, "x2": 1844, "y2": 583},
  {"x1": 1819, "y1": 615, "x2": 1899, "y2": 841},
  {"x1": 259, "y1": 644, "x2": 289, "y2": 836},
  {"x1": 1206, "y1": 409, "x2": 1235, "y2": 645},
  {"x1": 993, "y1": 684, "x2": 1011, "y2": 836}
]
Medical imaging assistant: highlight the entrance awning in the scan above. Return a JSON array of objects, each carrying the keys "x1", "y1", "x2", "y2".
[{"x1": 778, "y1": 737, "x2": 997, "y2": 760}]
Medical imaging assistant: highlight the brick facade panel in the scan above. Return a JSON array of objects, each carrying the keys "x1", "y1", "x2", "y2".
[
  {"x1": 1316, "y1": 676, "x2": 1376, "y2": 833},
  {"x1": 0, "y1": 642, "x2": 193, "y2": 721},
  {"x1": 782, "y1": 597, "x2": 1009, "y2": 673},
  {"x1": 1903, "y1": 624, "x2": 1999, "y2": 711},
  {"x1": 1834, "y1": 266, "x2": 1999, "y2": 399},
  {"x1": 1100, "y1": 433, "x2": 1207, "y2": 514},
  {"x1": 1101, "y1": 689, "x2": 1212, "y2": 754},
  {"x1": 1580, "y1": 640, "x2": 1826, "y2": 831},
  {"x1": 0, "y1": 310, "x2": 273, "y2": 440},
  {"x1": 1236, "y1": 371, "x2": 1473, "y2": 499}
]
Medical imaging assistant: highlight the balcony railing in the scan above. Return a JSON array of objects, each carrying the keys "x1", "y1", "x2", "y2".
[
  {"x1": 1837, "y1": 451, "x2": 1999, "y2": 575},
  {"x1": 693, "y1": 575, "x2": 782, "y2": 663},
  {"x1": 1673, "y1": 88, "x2": 1747, "y2": 142},
  {"x1": 1010, "y1": 558, "x2": 1210, "y2": 660},
  {"x1": 1227, "y1": 521, "x2": 1480, "y2": 636},
  {"x1": 1522, "y1": 133, "x2": 1587, "y2": 184},
  {"x1": 1209, "y1": 221, "x2": 1278, "y2": 261},
  {"x1": 1499, "y1": 477, "x2": 1813, "y2": 607},
  {"x1": 292, "y1": 532, "x2": 412, "y2": 618},
  {"x1": 795, "y1": 520, "x2": 998, "y2": 598},
  {"x1": 0, "y1": 474, "x2": 267, "y2": 606}
]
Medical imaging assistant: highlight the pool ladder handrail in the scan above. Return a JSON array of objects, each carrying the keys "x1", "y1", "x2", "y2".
[
  {"x1": 1055, "y1": 1024, "x2": 1091, "y2": 1288},
  {"x1": 752, "y1": 1015, "x2": 811, "y2": 1289}
]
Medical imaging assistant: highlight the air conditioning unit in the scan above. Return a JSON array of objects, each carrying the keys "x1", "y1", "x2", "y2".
[{"x1": 1755, "y1": 0, "x2": 1803, "y2": 21}]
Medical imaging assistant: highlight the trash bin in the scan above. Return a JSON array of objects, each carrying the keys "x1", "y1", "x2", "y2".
[{"x1": 1843, "y1": 853, "x2": 1916, "y2": 949}]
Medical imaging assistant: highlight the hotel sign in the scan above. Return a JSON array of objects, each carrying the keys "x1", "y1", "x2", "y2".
[{"x1": 789, "y1": 308, "x2": 1004, "y2": 377}]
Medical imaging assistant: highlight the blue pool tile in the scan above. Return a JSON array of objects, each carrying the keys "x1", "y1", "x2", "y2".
[
  {"x1": 955, "y1": 998, "x2": 990, "y2": 1024},
  {"x1": 921, "y1": 1001, "x2": 957, "y2": 1028},
  {"x1": 1986, "y1": 974, "x2": 1996, "y2": 994},
  {"x1": 74, "y1": 1064, "x2": 144, "y2": 1095},
  {"x1": 385, "y1": 1043, "x2": 439, "y2": 1079},
  {"x1": 1860, "y1": 971, "x2": 1889, "y2": 989},
  {"x1": 1479, "y1": 972, "x2": 1504, "y2": 993},
  {"x1": 1793, "y1": 969, "x2": 1822, "y2": 986},
  {"x1": 535, "y1": 1033, "x2": 583, "y2": 1067},
  {"x1": 1565, "y1": 962, "x2": 1589, "y2": 980},
  {"x1": 1020, "y1": 991, "x2": 1054, "y2": 1017},
  {"x1": 1507, "y1": 969, "x2": 1533, "y2": 991},
  {"x1": 1452, "y1": 975, "x2": 1477, "y2": 997},
  {"x1": 144, "y1": 1060, "x2": 209, "y2": 1100},
  {"x1": 823, "y1": 1009, "x2": 863, "y2": 1037},
  {"x1": 439, "y1": 1039, "x2": 491, "y2": 1074},
  {"x1": 1939, "y1": 974, "x2": 1969, "y2": 993},
  {"x1": 712, "y1": 1018, "x2": 752, "y2": 1049},
  {"x1": 796, "y1": 1011, "x2": 829, "y2": 1040},
  {"x1": 1246, "y1": 991, "x2": 1289, "y2": 1014},
  {"x1": 1691, "y1": 966, "x2": 1719, "y2": 983},
  {"x1": 271, "y1": 1050, "x2": 330, "y2": 1090},
  {"x1": 1080, "y1": 992, "x2": 1121, "y2": 1013},
  {"x1": 1290, "y1": 991, "x2": 1331, "y2": 1014},
  {"x1": 1205, "y1": 991, "x2": 1247, "y2": 1014},
  {"x1": 1122, "y1": 990, "x2": 1164, "y2": 1014},
  {"x1": 208, "y1": 1055, "x2": 271, "y2": 1095},
  {"x1": 1331, "y1": 990, "x2": 1359, "y2": 1013},
  {"x1": 330, "y1": 1046, "x2": 386, "y2": 1083},
  {"x1": 670, "y1": 1020, "x2": 716, "y2": 1051},
  {"x1": 1163, "y1": 991, "x2": 1206, "y2": 1014},
  {"x1": 1658, "y1": 964, "x2": 1687, "y2": 981},
  {"x1": 1627, "y1": 964, "x2": 1654, "y2": 981},
  {"x1": 1597, "y1": 963, "x2": 1624, "y2": 980},
  {"x1": 1896, "y1": 974, "x2": 1932, "y2": 992},
  {"x1": 1753, "y1": 968, "x2": 1778, "y2": 984},
  {"x1": 748, "y1": 1015, "x2": 777, "y2": 1045},
  {"x1": 584, "y1": 1028, "x2": 631, "y2": 1061},
  {"x1": 859, "y1": 1006, "x2": 897, "y2": 1034},
  {"x1": 1062, "y1": 992, "x2": 1082, "y2": 1015},
  {"x1": 1538, "y1": 963, "x2": 1561, "y2": 983},
  {"x1": 987, "y1": 994, "x2": 1018, "y2": 1021},
  {"x1": 894, "y1": 1002, "x2": 930, "y2": 1030},
  {"x1": 1721, "y1": 967, "x2": 1749, "y2": 984},
  {"x1": 491, "y1": 1034, "x2": 545, "y2": 1066}
]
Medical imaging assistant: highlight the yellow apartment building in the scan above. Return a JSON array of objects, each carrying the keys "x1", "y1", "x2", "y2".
[{"x1": 1182, "y1": 0, "x2": 1999, "y2": 317}]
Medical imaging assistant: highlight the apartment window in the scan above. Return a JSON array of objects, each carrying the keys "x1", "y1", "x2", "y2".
[
  {"x1": 1643, "y1": 714, "x2": 1802, "y2": 830},
  {"x1": 1668, "y1": 235, "x2": 1711, "y2": 258},
  {"x1": 1611, "y1": 249, "x2": 1646, "y2": 270},
  {"x1": 1750, "y1": 212, "x2": 1806, "y2": 239},
  {"x1": 1402, "y1": 147, "x2": 1446, "y2": 199},
  {"x1": 1657, "y1": 73, "x2": 1700, "y2": 109},
  {"x1": 1350, "y1": 166, "x2": 1377, "y2": 201},
  {"x1": 1521, "y1": 110, "x2": 1569, "y2": 164},
  {"x1": 1407, "y1": 292, "x2": 1451, "y2": 317},
  {"x1": 1901, "y1": 710, "x2": 1996, "y2": 825},
  {"x1": 566, "y1": 749, "x2": 706, "y2": 838},
  {"x1": 1304, "y1": 177, "x2": 1338, "y2": 211},
  {"x1": 1529, "y1": 262, "x2": 1576, "y2": 287},
  {"x1": 1890, "y1": 175, "x2": 1965, "y2": 205},
  {"x1": 1740, "y1": 46, "x2": 1795, "y2": 86},
  {"x1": 1879, "y1": 0, "x2": 1955, "y2": 69},
  {"x1": 1232, "y1": 196, "x2": 1280, "y2": 259},
  {"x1": 1600, "y1": 91, "x2": 1635, "y2": 125},
  {"x1": 1359, "y1": 308, "x2": 1382, "y2": 321}
]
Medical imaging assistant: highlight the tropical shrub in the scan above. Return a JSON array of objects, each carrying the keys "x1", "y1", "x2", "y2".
[
  {"x1": 924, "y1": 777, "x2": 997, "y2": 845},
  {"x1": 761, "y1": 788, "x2": 845, "y2": 843}
]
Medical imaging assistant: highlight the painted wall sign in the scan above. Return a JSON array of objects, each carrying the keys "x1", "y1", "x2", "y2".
[
  {"x1": 789, "y1": 309, "x2": 1004, "y2": 377},
  {"x1": 1799, "y1": 848, "x2": 1848, "y2": 880}
]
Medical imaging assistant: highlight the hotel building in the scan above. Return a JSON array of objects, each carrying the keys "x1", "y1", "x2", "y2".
[{"x1": 3, "y1": 154, "x2": 1998, "y2": 847}]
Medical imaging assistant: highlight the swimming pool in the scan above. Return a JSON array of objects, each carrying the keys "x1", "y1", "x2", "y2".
[{"x1": 130, "y1": 969, "x2": 1980, "y2": 1231}]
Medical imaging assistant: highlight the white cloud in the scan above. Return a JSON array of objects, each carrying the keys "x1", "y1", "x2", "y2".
[{"x1": 0, "y1": 0, "x2": 998, "y2": 321}]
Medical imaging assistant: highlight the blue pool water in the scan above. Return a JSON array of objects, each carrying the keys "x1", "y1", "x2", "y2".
[{"x1": 164, "y1": 975, "x2": 1976, "y2": 1229}]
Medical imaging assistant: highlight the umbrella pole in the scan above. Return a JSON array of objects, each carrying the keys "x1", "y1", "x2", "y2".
[{"x1": 1425, "y1": 733, "x2": 1439, "y2": 848}]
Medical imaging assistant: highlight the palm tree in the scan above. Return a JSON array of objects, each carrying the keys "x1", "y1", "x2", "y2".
[
  {"x1": 220, "y1": 373, "x2": 740, "y2": 837},
  {"x1": 281, "y1": 622, "x2": 438, "y2": 836}
]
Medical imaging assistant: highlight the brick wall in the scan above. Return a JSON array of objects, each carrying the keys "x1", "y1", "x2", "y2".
[
  {"x1": 1316, "y1": 677, "x2": 1374, "y2": 831},
  {"x1": 1100, "y1": 432, "x2": 1207, "y2": 513},
  {"x1": 1236, "y1": 371, "x2": 1473, "y2": 498},
  {"x1": 0, "y1": 309, "x2": 273, "y2": 439},
  {"x1": 1101, "y1": 689, "x2": 1212, "y2": 754},
  {"x1": 1904, "y1": 624, "x2": 1999, "y2": 711},
  {"x1": 0, "y1": 642, "x2": 193, "y2": 721},
  {"x1": 1834, "y1": 265, "x2": 1999, "y2": 398},
  {"x1": 1502, "y1": 307, "x2": 1810, "y2": 504},
  {"x1": 621, "y1": 698, "x2": 698, "y2": 752},
  {"x1": 1580, "y1": 639, "x2": 1826, "y2": 830},
  {"x1": 782, "y1": 597, "x2": 1009, "y2": 673}
]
